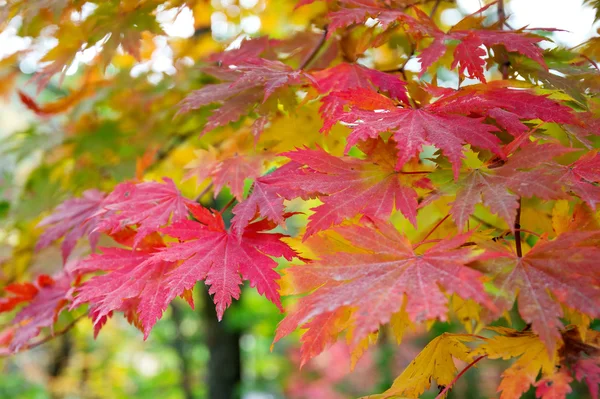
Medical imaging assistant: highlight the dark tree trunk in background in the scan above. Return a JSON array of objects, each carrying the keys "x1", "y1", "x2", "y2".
[
  {"x1": 202, "y1": 287, "x2": 242, "y2": 399},
  {"x1": 170, "y1": 302, "x2": 195, "y2": 399},
  {"x1": 48, "y1": 332, "x2": 73, "y2": 399}
]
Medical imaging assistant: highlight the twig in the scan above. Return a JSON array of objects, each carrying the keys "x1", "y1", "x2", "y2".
[
  {"x1": 399, "y1": 170, "x2": 430, "y2": 175},
  {"x1": 195, "y1": 183, "x2": 214, "y2": 202},
  {"x1": 298, "y1": 25, "x2": 329, "y2": 70},
  {"x1": 151, "y1": 131, "x2": 197, "y2": 170},
  {"x1": 514, "y1": 197, "x2": 522, "y2": 257},
  {"x1": 435, "y1": 355, "x2": 487, "y2": 399},
  {"x1": 580, "y1": 54, "x2": 600, "y2": 72},
  {"x1": 470, "y1": 214, "x2": 503, "y2": 232},
  {"x1": 429, "y1": 0, "x2": 441, "y2": 19}
]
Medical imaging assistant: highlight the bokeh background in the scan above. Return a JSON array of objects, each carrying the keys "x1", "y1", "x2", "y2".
[{"x1": 0, "y1": 1, "x2": 598, "y2": 398}]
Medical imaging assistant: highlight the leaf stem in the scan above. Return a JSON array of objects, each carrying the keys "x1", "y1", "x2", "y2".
[
  {"x1": 399, "y1": 170, "x2": 430, "y2": 175},
  {"x1": 515, "y1": 197, "x2": 522, "y2": 257},
  {"x1": 415, "y1": 215, "x2": 449, "y2": 248},
  {"x1": 434, "y1": 355, "x2": 486, "y2": 399},
  {"x1": 221, "y1": 197, "x2": 236, "y2": 213},
  {"x1": 298, "y1": 25, "x2": 329, "y2": 70},
  {"x1": 515, "y1": 228, "x2": 539, "y2": 238}
]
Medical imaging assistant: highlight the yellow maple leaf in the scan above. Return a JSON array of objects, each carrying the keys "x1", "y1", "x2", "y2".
[
  {"x1": 365, "y1": 333, "x2": 477, "y2": 399},
  {"x1": 389, "y1": 303, "x2": 412, "y2": 345},
  {"x1": 475, "y1": 327, "x2": 557, "y2": 399}
]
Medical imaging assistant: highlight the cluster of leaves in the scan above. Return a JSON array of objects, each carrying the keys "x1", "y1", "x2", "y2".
[{"x1": 1, "y1": 0, "x2": 600, "y2": 398}]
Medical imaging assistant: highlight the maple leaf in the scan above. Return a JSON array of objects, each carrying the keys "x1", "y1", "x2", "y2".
[
  {"x1": 97, "y1": 178, "x2": 194, "y2": 248},
  {"x1": 178, "y1": 58, "x2": 315, "y2": 137},
  {"x1": 184, "y1": 147, "x2": 264, "y2": 201},
  {"x1": 326, "y1": 0, "x2": 415, "y2": 36},
  {"x1": 441, "y1": 27, "x2": 547, "y2": 82},
  {"x1": 296, "y1": 308, "x2": 352, "y2": 367},
  {"x1": 476, "y1": 232, "x2": 600, "y2": 353},
  {"x1": 275, "y1": 220, "x2": 492, "y2": 357},
  {"x1": 475, "y1": 328, "x2": 557, "y2": 399},
  {"x1": 312, "y1": 63, "x2": 409, "y2": 133},
  {"x1": 574, "y1": 359, "x2": 600, "y2": 399},
  {"x1": 0, "y1": 273, "x2": 73, "y2": 352},
  {"x1": 207, "y1": 36, "x2": 273, "y2": 66},
  {"x1": 71, "y1": 234, "x2": 177, "y2": 339},
  {"x1": 335, "y1": 88, "x2": 502, "y2": 178},
  {"x1": 230, "y1": 162, "x2": 305, "y2": 238},
  {"x1": 36, "y1": 189, "x2": 106, "y2": 261},
  {"x1": 0, "y1": 281, "x2": 39, "y2": 313},
  {"x1": 560, "y1": 328, "x2": 600, "y2": 399},
  {"x1": 542, "y1": 151, "x2": 600, "y2": 210},
  {"x1": 535, "y1": 371, "x2": 573, "y2": 399},
  {"x1": 154, "y1": 204, "x2": 298, "y2": 320},
  {"x1": 438, "y1": 142, "x2": 575, "y2": 230},
  {"x1": 283, "y1": 139, "x2": 425, "y2": 236},
  {"x1": 427, "y1": 84, "x2": 577, "y2": 137},
  {"x1": 325, "y1": 2, "x2": 547, "y2": 81},
  {"x1": 367, "y1": 333, "x2": 477, "y2": 398},
  {"x1": 233, "y1": 139, "x2": 429, "y2": 238}
]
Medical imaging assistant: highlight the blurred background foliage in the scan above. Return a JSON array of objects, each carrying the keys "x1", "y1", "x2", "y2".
[{"x1": 0, "y1": 0, "x2": 598, "y2": 398}]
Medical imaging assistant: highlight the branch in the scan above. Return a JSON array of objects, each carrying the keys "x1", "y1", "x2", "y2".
[
  {"x1": 497, "y1": 0, "x2": 510, "y2": 79},
  {"x1": 435, "y1": 355, "x2": 487, "y2": 399},
  {"x1": 298, "y1": 25, "x2": 329, "y2": 70},
  {"x1": 2, "y1": 314, "x2": 87, "y2": 357},
  {"x1": 151, "y1": 130, "x2": 197, "y2": 170},
  {"x1": 515, "y1": 197, "x2": 522, "y2": 257}
]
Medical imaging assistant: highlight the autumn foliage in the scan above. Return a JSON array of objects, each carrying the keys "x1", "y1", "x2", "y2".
[{"x1": 1, "y1": 0, "x2": 600, "y2": 398}]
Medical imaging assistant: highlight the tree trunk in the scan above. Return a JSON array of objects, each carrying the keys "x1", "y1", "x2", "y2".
[
  {"x1": 170, "y1": 302, "x2": 195, "y2": 399},
  {"x1": 202, "y1": 287, "x2": 242, "y2": 399}
]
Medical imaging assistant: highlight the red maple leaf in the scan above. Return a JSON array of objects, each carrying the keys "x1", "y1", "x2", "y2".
[
  {"x1": 426, "y1": 84, "x2": 577, "y2": 138},
  {"x1": 535, "y1": 371, "x2": 573, "y2": 399},
  {"x1": 230, "y1": 162, "x2": 305, "y2": 238},
  {"x1": 542, "y1": 151, "x2": 600, "y2": 210},
  {"x1": 71, "y1": 234, "x2": 177, "y2": 338},
  {"x1": 154, "y1": 204, "x2": 299, "y2": 320},
  {"x1": 325, "y1": 2, "x2": 547, "y2": 81},
  {"x1": 0, "y1": 281, "x2": 41, "y2": 314},
  {"x1": 0, "y1": 273, "x2": 73, "y2": 352},
  {"x1": 441, "y1": 142, "x2": 574, "y2": 229},
  {"x1": 178, "y1": 58, "x2": 315, "y2": 136},
  {"x1": 36, "y1": 189, "x2": 106, "y2": 261},
  {"x1": 97, "y1": 178, "x2": 194, "y2": 248},
  {"x1": 476, "y1": 232, "x2": 600, "y2": 353},
  {"x1": 335, "y1": 88, "x2": 502, "y2": 178},
  {"x1": 233, "y1": 139, "x2": 429, "y2": 238},
  {"x1": 312, "y1": 63, "x2": 409, "y2": 133},
  {"x1": 326, "y1": 0, "x2": 414, "y2": 36},
  {"x1": 574, "y1": 359, "x2": 600, "y2": 399},
  {"x1": 282, "y1": 138, "x2": 426, "y2": 236},
  {"x1": 184, "y1": 148, "x2": 264, "y2": 201},
  {"x1": 207, "y1": 36, "x2": 273, "y2": 66},
  {"x1": 275, "y1": 219, "x2": 492, "y2": 357}
]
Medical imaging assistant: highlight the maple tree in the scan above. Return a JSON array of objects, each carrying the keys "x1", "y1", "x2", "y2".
[{"x1": 1, "y1": 0, "x2": 600, "y2": 398}]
